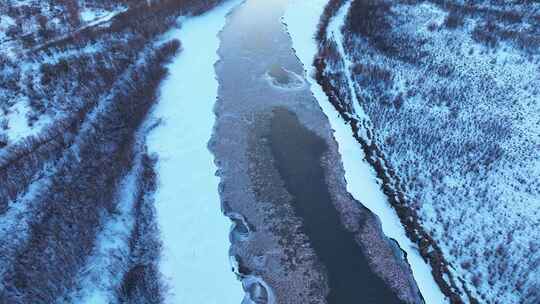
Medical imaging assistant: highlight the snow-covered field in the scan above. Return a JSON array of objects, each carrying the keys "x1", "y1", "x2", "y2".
[
  {"x1": 284, "y1": 1, "x2": 447, "y2": 303},
  {"x1": 146, "y1": 1, "x2": 243, "y2": 303}
]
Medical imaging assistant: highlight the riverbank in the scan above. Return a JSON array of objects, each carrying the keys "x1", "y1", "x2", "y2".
[
  {"x1": 146, "y1": 1, "x2": 244, "y2": 302},
  {"x1": 283, "y1": 0, "x2": 448, "y2": 303}
]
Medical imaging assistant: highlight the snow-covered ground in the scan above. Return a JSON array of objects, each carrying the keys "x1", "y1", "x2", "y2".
[
  {"x1": 146, "y1": 1, "x2": 243, "y2": 303},
  {"x1": 283, "y1": 1, "x2": 448, "y2": 303},
  {"x1": 2, "y1": 98, "x2": 51, "y2": 143},
  {"x1": 0, "y1": 15, "x2": 15, "y2": 41}
]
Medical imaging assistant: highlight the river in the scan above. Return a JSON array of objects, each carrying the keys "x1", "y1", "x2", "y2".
[{"x1": 210, "y1": 0, "x2": 423, "y2": 303}]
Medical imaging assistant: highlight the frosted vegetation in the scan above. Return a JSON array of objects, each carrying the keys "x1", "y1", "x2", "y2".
[
  {"x1": 0, "y1": 0, "x2": 126, "y2": 146},
  {"x1": 0, "y1": 0, "x2": 227, "y2": 302},
  {"x1": 328, "y1": 1, "x2": 540, "y2": 302},
  {"x1": 0, "y1": 0, "x2": 222, "y2": 223},
  {"x1": 0, "y1": 0, "x2": 220, "y2": 148}
]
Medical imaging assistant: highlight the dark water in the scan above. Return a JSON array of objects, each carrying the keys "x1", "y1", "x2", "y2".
[{"x1": 270, "y1": 108, "x2": 403, "y2": 304}]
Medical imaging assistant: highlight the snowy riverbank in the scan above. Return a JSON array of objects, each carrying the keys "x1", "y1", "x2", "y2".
[
  {"x1": 146, "y1": 1, "x2": 243, "y2": 303},
  {"x1": 283, "y1": 1, "x2": 448, "y2": 303}
]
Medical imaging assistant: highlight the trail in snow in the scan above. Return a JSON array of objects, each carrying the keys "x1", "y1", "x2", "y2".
[
  {"x1": 70, "y1": 154, "x2": 140, "y2": 304},
  {"x1": 283, "y1": 1, "x2": 448, "y2": 303},
  {"x1": 146, "y1": 1, "x2": 243, "y2": 303}
]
